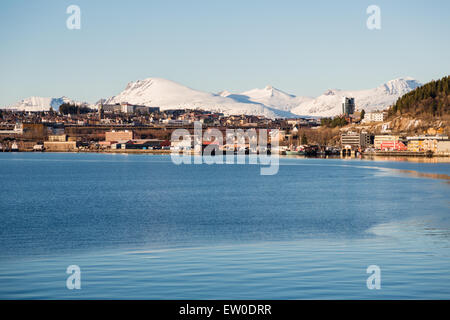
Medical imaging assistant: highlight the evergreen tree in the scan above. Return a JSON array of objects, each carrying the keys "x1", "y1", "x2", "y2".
[{"x1": 301, "y1": 133, "x2": 308, "y2": 145}]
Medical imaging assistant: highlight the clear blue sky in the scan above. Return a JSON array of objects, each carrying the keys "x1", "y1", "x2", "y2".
[{"x1": 0, "y1": 0, "x2": 449, "y2": 106}]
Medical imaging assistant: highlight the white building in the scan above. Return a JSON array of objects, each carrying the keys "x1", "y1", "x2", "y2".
[
  {"x1": 362, "y1": 111, "x2": 386, "y2": 123},
  {"x1": 0, "y1": 123, "x2": 23, "y2": 134},
  {"x1": 162, "y1": 119, "x2": 191, "y2": 125},
  {"x1": 120, "y1": 103, "x2": 135, "y2": 114}
]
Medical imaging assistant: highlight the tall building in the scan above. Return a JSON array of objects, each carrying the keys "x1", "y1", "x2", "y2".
[
  {"x1": 98, "y1": 103, "x2": 104, "y2": 121},
  {"x1": 342, "y1": 97, "x2": 355, "y2": 116}
]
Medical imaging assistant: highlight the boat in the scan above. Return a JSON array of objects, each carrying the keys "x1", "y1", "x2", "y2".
[
  {"x1": 285, "y1": 146, "x2": 306, "y2": 155},
  {"x1": 11, "y1": 142, "x2": 19, "y2": 152},
  {"x1": 304, "y1": 145, "x2": 319, "y2": 156},
  {"x1": 285, "y1": 150, "x2": 305, "y2": 155}
]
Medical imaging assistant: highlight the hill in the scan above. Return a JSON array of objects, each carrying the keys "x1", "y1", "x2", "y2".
[{"x1": 388, "y1": 75, "x2": 449, "y2": 118}]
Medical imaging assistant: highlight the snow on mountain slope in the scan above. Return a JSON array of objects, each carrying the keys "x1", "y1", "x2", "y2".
[
  {"x1": 220, "y1": 85, "x2": 313, "y2": 112},
  {"x1": 291, "y1": 77, "x2": 421, "y2": 117},
  {"x1": 7, "y1": 77, "x2": 422, "y2": 118},
  {"x1": 9, "y1": 96, "x2": 86, "y2": 112},
  {"x1": 105, "y1": 78, "x2": 297, "y2": 118}
]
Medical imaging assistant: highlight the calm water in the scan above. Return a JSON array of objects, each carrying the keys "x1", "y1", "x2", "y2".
[{"x1": 0, "y1": 153, "x2": 449, "y2": 299}]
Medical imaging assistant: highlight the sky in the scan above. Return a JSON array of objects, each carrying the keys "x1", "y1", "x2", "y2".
[{"x1": 0, "y1": 0, "x2": 449, "y2": 106}]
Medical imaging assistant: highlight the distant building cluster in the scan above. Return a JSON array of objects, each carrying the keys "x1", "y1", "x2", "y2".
[
  {"x1": 100, "y1": 102, "x2": 160, "y2": 115},
  {"x1": 0, "y1": 105, "x2": 321, "y2": 152},
  {"x1": 340, "y1": 131, "x2": 450, "y2": 154},
  {"x1": 1, "y1": 101, "x2": 449, "y2": 156}
]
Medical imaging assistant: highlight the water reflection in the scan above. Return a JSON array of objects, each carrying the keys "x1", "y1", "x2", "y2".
[
  {"x1": 394, "y1": 169, "x2": 450, "y2": 182},
  {"x1": 281, "y1": 155, "x2": 450, "y2": 163},
  {"x1": 361, "y1": 156, "x2": 450, "y2": 163}
]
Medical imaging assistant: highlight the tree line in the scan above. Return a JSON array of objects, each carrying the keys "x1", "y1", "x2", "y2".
[
  {"x1": 320, "y1": 116, "x2": 349, "y2": 128},
  {"x1": 59, "y1": 103, "x2": 93, "y2": 115}
]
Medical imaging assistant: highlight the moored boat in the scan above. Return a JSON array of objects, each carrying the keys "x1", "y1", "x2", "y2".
[
  {"x1": 285, "y1": 150, "x2": 305, "y2": 155},
  {"x1": 285, "y1": 145, "x2": 306, "y2": 155}
]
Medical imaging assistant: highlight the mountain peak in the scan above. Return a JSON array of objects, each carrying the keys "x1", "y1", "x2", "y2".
[
  {"x1": 104, "y1": 77, "x2": 296, "y2": 118},
  {"x1": 381, "y1": 77, "x2": 421, "y2": 95},
  {"x1": 323, "y1": 89, "x2": 339, "y2": 96},
  {"x1": 291, "y1": 77, "x2": 423, "y2": 117}
]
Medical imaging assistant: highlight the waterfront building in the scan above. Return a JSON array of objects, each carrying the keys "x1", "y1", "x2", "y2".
[
  {"x1": 44, "y1": 134, "x2": 80, "y2": 151},
  {"x1": 406, "y1": 135, "x2": 449, "y2": 152},
  {"x1": 374, "y1": 135, "x2": 407, "y2": 151},
  {"x1": 171, "y1": 135, "x2": 194, "y2": 151},
  {"x1": 437, "y1": 140, "x2": 450, "y2": 154},
  {"x1": 11, "y1": 141, "x2": 19, "y2": 151},
  {"x1": 112, "y1": 139, "x2": 165, "y2": 150},
  {"x1": 33, "y1": 144, "x2": 44, "y2": 151},
  {"x1": 341, "y1": 131, "x2": 372, "y2": 148},
  {"x1": 44, "y1": 140, "x2": 79, "y2": 151}
]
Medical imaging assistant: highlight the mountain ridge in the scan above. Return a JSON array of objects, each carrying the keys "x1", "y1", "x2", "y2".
[
  {"x1": 291, "y1": 77, "x2": 422, "y2": 117},
  {"x1": 8, "y1": 96, "x2": 87, "y2": 112},
  {"x1": 5, "y1": 77, "x2": 422, "y2": 118}
]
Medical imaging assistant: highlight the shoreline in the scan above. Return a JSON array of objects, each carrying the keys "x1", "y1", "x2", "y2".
[
  {"x1": 2, "y1": 149, "x2": 450, "y2": 157},
  {"x1": 2, "y1": 149, "x2": 450, "y2": 162}
]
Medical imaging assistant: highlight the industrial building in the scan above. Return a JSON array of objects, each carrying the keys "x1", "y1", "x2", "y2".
[
  {"x1": 44, "y1": 134, "x2": 80, "y2": 151},
  {"x1": 111, "y1": 139, "x2": 165, "y2": 150}
]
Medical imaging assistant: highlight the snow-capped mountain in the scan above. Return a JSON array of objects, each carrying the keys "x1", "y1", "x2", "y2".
[
  {"x1": 220, "y1": 85, "x2": 313, "y2": 112},
  {"x1": 106, "y1": 77, "x2": 420, "y2": 118},
  {"x1": 291, "y1": 77, "x2": 421, "y2": 117},
  {"x1": 7, "y1": 76, "x2": 422, "y2": 118},
  {"x1": 9, "y1": 96, "x2": 86, "y2": 112},
  {"x1": 105, "y1": 78, "x2": 297, "y2": 118}
]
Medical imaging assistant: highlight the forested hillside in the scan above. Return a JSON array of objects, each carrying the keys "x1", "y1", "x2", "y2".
[{"x1": 388, "y1": 76, "x2": 449, "y2": 118}]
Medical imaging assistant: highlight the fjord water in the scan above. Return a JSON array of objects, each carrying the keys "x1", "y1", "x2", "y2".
[{"x1": 0, "y1": 153, "x2": 449, "y2": 299}]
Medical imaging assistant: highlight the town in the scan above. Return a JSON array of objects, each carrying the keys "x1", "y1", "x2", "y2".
[{"x1": 0, "y1": 99, "x2": 449, "y2": 157}]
